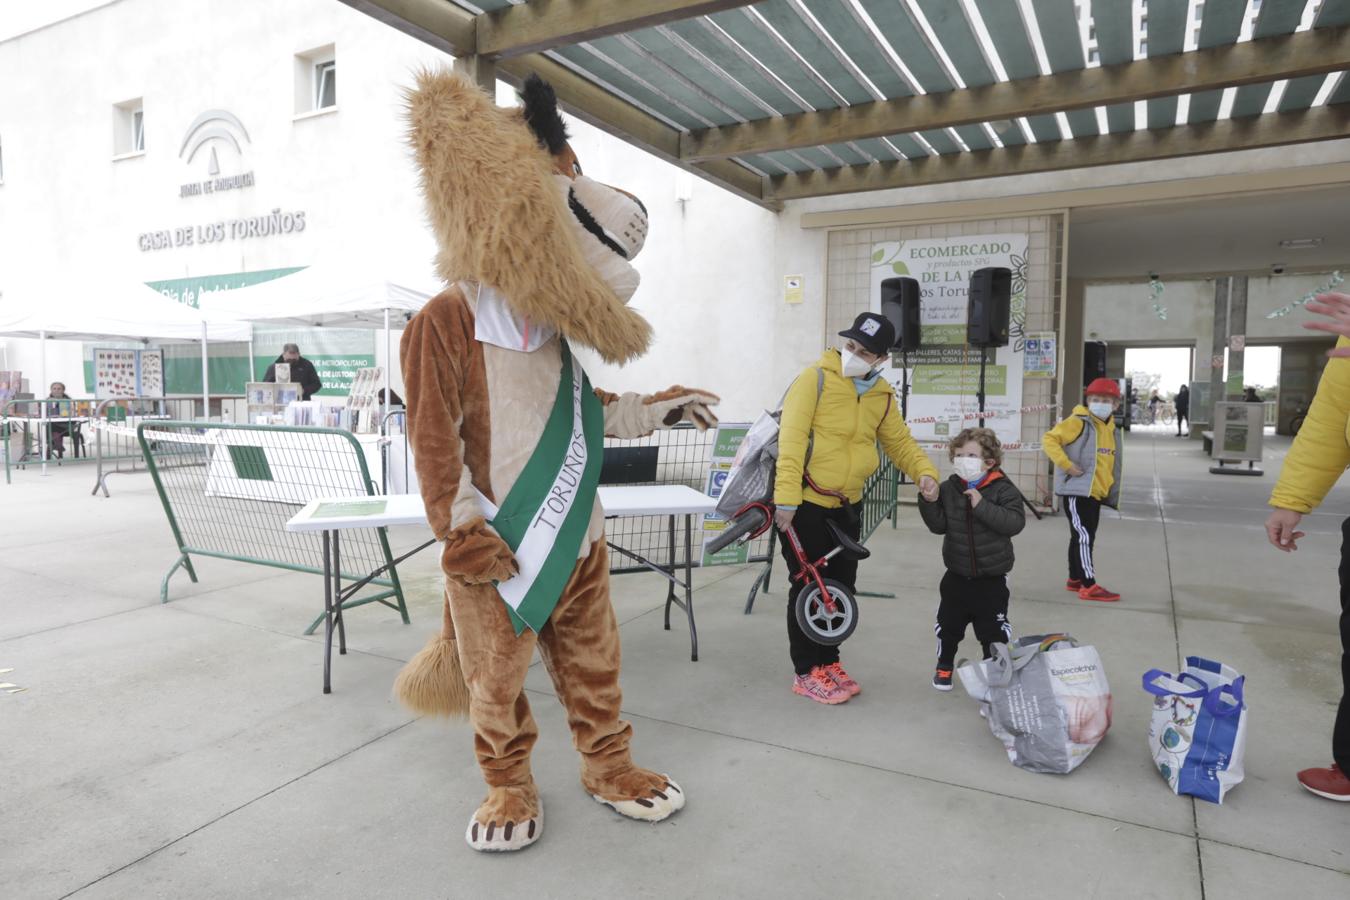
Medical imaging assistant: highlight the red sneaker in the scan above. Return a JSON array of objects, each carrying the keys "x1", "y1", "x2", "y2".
[
  {"x1": 823, "y1": 662, "x2": 861, "y2": 696},
  {"x1": 1297, "y1": 763, "x2": 1350, "y2": 801},
  {"x1": 1066, "y1": 579, "x2": 1083, "y2": 592},
  {"x1": 792, "y1": 667, "x2": 850, "y2": 705},
  {"x1": 1078, "y1": 584, "x2": 1121, "y2": 602}
]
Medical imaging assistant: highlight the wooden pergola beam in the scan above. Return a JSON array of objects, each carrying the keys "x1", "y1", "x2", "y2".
[
  {"x1": 767, "y1": 105, "x2": 1350, "y2": 201},
  {"x1": 493, "y1": 54, "x2": 776, "y2": 209},
  {"x1": 683, "y1": 26, "x2": 1350, "y2": 162},
  {"x1": 477, "y1": 1, "x2": 758, "y2": 59},
  {"x1": 336, "y1": 0, "x2": 477, "y2": 56}
]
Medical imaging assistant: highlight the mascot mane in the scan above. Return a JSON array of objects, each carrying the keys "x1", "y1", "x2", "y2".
[{"x1": 406, "y1": 69, "x2": 652, "y2": 365}]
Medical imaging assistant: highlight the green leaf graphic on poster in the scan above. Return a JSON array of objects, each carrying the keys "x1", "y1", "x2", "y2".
[
  {"x1": 891, "y1": 262, "x2": 910, "y2": 275},
  {"x1": 872, "y1": 248, "x2": 885, "y2": 263}
]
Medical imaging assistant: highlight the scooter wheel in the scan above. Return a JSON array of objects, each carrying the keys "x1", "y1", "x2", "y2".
[{"x1": 794, "y1": 579, "x2": 858, "y2": 646}]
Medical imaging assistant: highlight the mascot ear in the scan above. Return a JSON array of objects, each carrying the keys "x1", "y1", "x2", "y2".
[{"x1": 520, "y1": 74, "x2": 570, "y2": 155}]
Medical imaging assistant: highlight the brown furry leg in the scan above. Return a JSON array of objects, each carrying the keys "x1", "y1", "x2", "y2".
[{"x1": 537, "y1": 542, "x2": 686, "y2": 819}]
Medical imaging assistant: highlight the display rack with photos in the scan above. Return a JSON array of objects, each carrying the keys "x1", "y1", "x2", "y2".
[
  {"x1": 347, "y1": 367, "x2": 384, "y2": 434},
  {"x1": 93, "y1": 348, "x2": 164, "y2": 400}
]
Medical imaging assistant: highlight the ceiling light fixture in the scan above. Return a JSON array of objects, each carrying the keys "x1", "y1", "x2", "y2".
[{"x1": 1279, "y1": 238, "x2": 1324, "y2": 250}]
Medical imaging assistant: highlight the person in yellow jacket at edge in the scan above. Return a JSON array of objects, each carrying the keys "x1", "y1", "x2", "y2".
[
  {"x1": 1265, "y1": 291, "x2": 1350, "y2": 802},
  {"x1": 775, "y1": 312, "x2": 940, "y2": 705},
  {"x1": 1043, "y1": 377, "x2": 1125, "y2": 603}
]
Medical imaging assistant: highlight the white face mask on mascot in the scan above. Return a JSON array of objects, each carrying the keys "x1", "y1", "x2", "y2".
[{"x1": 557, "y1": 174, "x2": 648, "y2": 304}]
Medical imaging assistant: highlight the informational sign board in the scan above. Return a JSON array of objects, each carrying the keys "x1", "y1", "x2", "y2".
[
  {"x1": 1023, "y1": 332, "x2": 1057, "y2": 379},
  {"x1": 93, "y1": 348, "x2": 165, "y2": 399},
  {"x1": 871, "y1": 234, "x2": 1028, "y2": 443},
  {"x1": 701, "y1": 423, "x2": 751, "y2": 566},
  {"x1": 1212, "y1": 402, "x2": 1265, "y2": 461}
]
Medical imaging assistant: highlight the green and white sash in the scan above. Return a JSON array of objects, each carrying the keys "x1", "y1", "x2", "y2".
[{"x1": 477, "y1": 342, "x2": 603, "y2": 635}]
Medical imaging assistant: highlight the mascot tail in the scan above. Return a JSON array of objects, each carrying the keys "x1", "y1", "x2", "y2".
[{"x1": 394, "y1": 594, "x2": 470, "y2": 717}]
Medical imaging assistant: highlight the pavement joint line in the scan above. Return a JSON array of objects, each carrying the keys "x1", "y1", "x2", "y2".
[
  {"x1": 1151, "y1": 435, "x2": 1208, "y2": 898},
  {"x1": 159, "y1": 603, "x2": 417, "y2": 667},
  {"x1": 58, "y1": 720, "x2": 418, "y2": 900}
]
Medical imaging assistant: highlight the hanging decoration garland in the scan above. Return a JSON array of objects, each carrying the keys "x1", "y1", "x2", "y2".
[
  {"x1": 1265, "y1": 271, "x2": 1345, "y2": 318},
  {"x1": 1148, "y1": 277, "x2": 1167, "y2": 320}
]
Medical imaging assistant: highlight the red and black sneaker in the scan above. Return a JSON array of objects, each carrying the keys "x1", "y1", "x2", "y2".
[
  {"x1": 1066, "y1": 579, "x2": 1083, "y2": 593},
  {"x1": 1297, "y1": 763, "x2": 1350, "y2": 801},
  {"x1": 1078, "y1": 584, "x2": 1121, "y2": 602},
  {"x1": 932, "y1": 667, "x2": 954, "y2": 692}
]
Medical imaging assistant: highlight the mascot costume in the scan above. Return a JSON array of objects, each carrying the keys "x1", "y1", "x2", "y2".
[{"x1": 395, "y1": 69, "x2": 720, "y2": 853}]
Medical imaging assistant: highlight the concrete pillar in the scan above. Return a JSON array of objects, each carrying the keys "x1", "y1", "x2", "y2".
[
  {"x1": 1226, "y1": 276, "x2": 1248, "y2": 400},
  {"x1": 1207, "y1": 277, "x2": 1229, "y2": 428},
  {"x1": 1062, "y1": 278, "x2": 1086, "y2": 416}
]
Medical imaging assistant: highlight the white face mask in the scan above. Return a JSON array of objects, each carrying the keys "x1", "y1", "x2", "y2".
[
  {"x1": 953, "y1": 457, "x2": 986, "y2": 482},
  {"x1": 840, "y1": 348, "x2": 877, "y2": 378},
  {"x1": 1088, "y1": 401, "x2": 1114, "y2": 420}
]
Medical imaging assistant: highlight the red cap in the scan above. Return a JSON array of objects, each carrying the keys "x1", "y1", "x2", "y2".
[{"x1": 1085, "y1": 377, "x2": 1121, "y2": 398}]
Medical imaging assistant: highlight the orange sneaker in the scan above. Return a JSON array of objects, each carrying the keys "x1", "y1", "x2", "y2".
[
  {"x1": 1066, "y1": 579, "x2": 1083, "y2": 592},
  {"x1": 932, "y1": 667, "x2": 954, "y2": 691},
  {"x1": 1297, "y1": 763, "x2": 1350, "y2": 801},
  {"x1": 1078, "y1": 584, "x2": 1121, "y2": 602},
  {"x1": 792, "y1": 667, "x2": 850, "y2": 705},
  {"x1": 823, "y1": 662, "x2": 861, "y2": 696}
]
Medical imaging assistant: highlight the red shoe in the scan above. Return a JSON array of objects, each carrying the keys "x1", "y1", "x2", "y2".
[
  {"x1": 1078, "y1": 584, "x2": 1121, "y2": 602},
  {"x1": 823, "y1": 662, "x2": 861, "y2": 696},
  {"x1": 1065, "y1": 579, "x2": 1083, "y2": 592},
  {"x1": 1297, "y1": 763, "x2": 1350, "y2": 801}
]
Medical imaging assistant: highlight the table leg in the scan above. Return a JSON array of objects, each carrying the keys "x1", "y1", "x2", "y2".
[
  {"x1": 684, "y1": 513, "x2": 698, "y2": 662},
  {"x1": 333, "y1": 530, "x2": 347, "y2": 656},
  {"x1": 663, "y1": 514, "x2": 677, "y2": 631},
  {"x1": 322, "y1": 530, "x2": 334, "y2": 695}
]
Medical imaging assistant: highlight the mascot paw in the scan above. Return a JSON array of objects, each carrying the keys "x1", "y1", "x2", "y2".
[
  {"x1": 443, "y1": 518, "x2": 518, "y2": 586},
  {"x1": 646, "y1": 386, "x2": 721, "y2": 431},
  {"x1": 590, "y1": 770, "x2": 686, "y2": 823},
  {"x1": 466, "y1": 785, "x2": 543, "y2": 853}
]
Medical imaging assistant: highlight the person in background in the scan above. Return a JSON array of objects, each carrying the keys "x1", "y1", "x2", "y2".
[
  {"x1": 918, "y1": 427, "x2": 1025, "y2": 692},
  {"x1": 264, "y1": 343, "x2": 323, "y2": 400},
  {"x1": 1264, "y1": 290, "x2": 1350, "y2": 802},
  {"x1": 377, "y1": 387, "x2": 405, "y2": 407},
  {"x1": 1175, "y1": 384, "x2": 1190, "y2": 437},
  {"x1": 46, "y1": 381, "x2": 70, "y2": 458},
  {"x1": 1148, "y1": 389, "x2": 1163, "y2": 424},
  {"x1": 1043, "y1": 378, "x2": 1125, "y2": 602},
  {"x1": 775, "y1": 312, "x2": 940, "y2": 705},
  {"x1": 1243, "y1": 386, "x2": 1261, "y2": 403}
]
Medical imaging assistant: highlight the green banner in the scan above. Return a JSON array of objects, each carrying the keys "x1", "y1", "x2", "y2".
[
  {"x1": 912, "y1": 364, "x2": 1008, "y2": 396},
  {"x1": 145, "y1": 266, "x2": 306, "y2": 308}
]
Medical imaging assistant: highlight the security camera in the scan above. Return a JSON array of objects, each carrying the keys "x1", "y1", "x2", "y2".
[{"x1": 1271, "y1": 263, "x2": 1286, "y2": 276}]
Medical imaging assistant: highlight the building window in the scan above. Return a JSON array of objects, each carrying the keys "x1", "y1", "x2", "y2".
[
  {"x1": 295, "y1": 45, "x2": 337, "y2": 116},
  {"x1": 114, "y1": 98, "x2": 145, "y2": 156},
  {"x1": 315, "y1": 60, "x2": 336, "y2": 109}
]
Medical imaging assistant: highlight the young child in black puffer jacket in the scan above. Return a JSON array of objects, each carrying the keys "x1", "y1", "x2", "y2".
[{"x1": 918, "y1": 427, "x2": 1026, "y2": 691}]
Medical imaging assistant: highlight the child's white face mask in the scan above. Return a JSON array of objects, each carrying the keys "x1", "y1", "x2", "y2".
[
  {"x1": 953, "y1": 457, "x2": 986, "y2": 481},
  {"x1": 1088, "y1": 401, "x2": 1114, "y2": 420}
]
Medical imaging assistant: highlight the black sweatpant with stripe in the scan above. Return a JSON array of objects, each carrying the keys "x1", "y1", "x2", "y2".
[
  {"x1": 935, "y1": 572, "x2": 1011, "y2": 669},
  {"x1": 1064, "y1": 495, "x2": 1102, "y2": 587}
]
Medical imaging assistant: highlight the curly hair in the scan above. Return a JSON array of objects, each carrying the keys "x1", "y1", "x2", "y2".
[{"x1": 948, "y1": 427, "x2": 1003, "y2": 466}]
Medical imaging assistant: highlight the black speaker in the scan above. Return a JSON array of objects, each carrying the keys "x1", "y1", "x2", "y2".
[
  {"x1": 1083, "y1": 341, "x2": 1108, "y2": 386},
  {"x1": 967, "y1": 267, "x2": 1011, "y2": 348},
  {"x1": 880, "y1": 276, "x2": 922, "y2": 353}
]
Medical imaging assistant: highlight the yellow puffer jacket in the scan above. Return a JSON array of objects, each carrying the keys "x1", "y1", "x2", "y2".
[
  {"x1": 774, "y1": 349, "x2": 939, "y2": 509},
  {"x1": 1269, "y1": 335, "x2": 1350, "y2": 513}
]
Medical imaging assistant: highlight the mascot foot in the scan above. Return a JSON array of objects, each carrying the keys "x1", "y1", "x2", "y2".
[
  {"x1": 590, "y1": 769, "x2": 685, "y2": 823},
  {"x1": 465, "y1": 784, "x2": 543, "y2": 853}
]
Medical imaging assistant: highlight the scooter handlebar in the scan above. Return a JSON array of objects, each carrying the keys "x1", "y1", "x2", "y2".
[{"x1": 705, "y1": 505, "x2": 770, "y2": 555}]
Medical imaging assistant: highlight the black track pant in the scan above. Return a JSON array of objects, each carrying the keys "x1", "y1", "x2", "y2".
[
  {"x1": 1064, "y1": 495, "x2": 1101, "y2": 587},
  {"x1": 935, "y1": 572, "x2": 1011, "y2": 669}
]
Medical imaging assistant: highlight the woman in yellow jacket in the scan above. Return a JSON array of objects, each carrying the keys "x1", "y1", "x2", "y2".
[
  {"x1": 1266, "y1": 292, "x2": 1350, "y2": 802},
  {"x1": 775, "y1": 312, "x2": 940, "y2": 704}
]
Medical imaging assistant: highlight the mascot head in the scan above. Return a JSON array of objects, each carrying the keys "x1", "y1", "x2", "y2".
[{"x1": 407, "y1": 69, "x2": 652, "y2": 364}]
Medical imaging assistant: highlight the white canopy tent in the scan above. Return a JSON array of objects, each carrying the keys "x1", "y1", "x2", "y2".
[
  {"x1": 0, "y1": 282, "x2": 251, "y2": 470},
  {"x1": 200, "y1": 269, "x2": 437, "y2": 419}
]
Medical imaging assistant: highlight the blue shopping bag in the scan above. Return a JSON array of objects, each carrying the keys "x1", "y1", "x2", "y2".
[{"x1": 1141, "y1": 657, "x2": 1248, "y2": 804}]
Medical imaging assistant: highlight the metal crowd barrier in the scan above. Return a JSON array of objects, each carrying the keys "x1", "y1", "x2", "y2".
[
  {"x1": 90, "y1": 398, "x2": 172, "y2": 496},
  {"x1": 380, "y1": 410, "x2": 410, "y2": 495},
  {"x1": 138, "y1": 421, "x2": 411, "y2": 633}
]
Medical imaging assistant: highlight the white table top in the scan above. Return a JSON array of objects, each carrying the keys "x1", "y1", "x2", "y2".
[
  {"x1": 285, "y1": 493, "x2": 432, "y2": 532},
  {"x1": 285, "y1": 484, "x2": 715, "y2": 533}
]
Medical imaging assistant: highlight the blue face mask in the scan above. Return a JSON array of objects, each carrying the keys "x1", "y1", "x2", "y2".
[{"x1": 1088, "y1": 401, "x2": 1114, "y2": 420}]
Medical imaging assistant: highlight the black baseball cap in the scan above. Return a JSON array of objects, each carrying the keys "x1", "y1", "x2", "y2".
[{"x1": 839, "y1": 312, "x2": 895, "y2": 356}]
